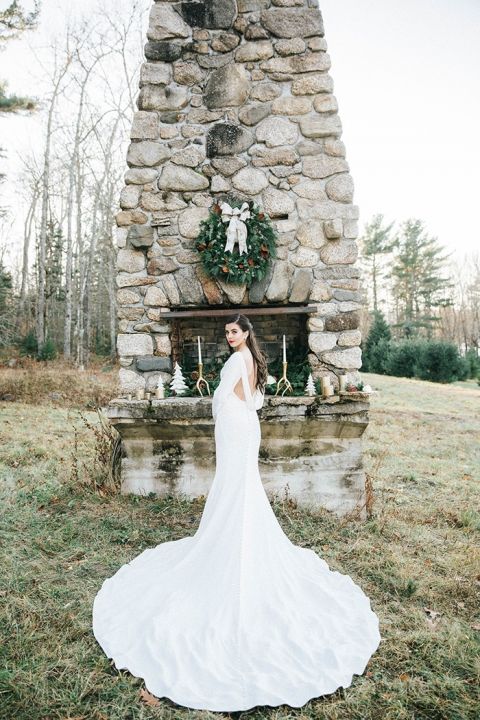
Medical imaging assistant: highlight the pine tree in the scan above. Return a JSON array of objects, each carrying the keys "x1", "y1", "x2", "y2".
[
  {"x1": 362, "y1": 310, "x2": 392, "y2": 374},
  {"x1": 359, "y1": 214, "x2": 395, "y2": 311},
  {"x1": 0, "y1": 2, "x2": 40, "y2": 111},
  {"x1": 390, "y1": 219, "x2": 453, "y2": 338}
]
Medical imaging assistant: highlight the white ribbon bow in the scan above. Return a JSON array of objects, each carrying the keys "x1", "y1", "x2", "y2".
[{"x1": 220, "y1": 201, "x2": 251, "y2": 255}]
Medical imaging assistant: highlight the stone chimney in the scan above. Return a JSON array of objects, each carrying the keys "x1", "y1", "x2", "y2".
[{"x1": 115, "y1": 0, "x2": 363, "y2": 393}]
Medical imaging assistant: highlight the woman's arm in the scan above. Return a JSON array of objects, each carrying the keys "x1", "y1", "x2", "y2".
[{"x1": 212, "y1": 352, "x2": 255, "y2": 420}]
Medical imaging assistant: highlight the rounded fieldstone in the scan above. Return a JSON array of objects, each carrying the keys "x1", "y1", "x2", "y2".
[
  {"x1": 158, "y1": 163, "x2": 209, "y2": 191},
  {"x1": 206, "y1": 124, "x2": 254, "y2": 157},
  {"x1": 171, "y1": 145, "x2": 205, "y2": 167},
  {"x1": 289, "y1": 267, "x2": 311, "y2": 303},
  {"x1": 296, "y1": 221, "x2": 326, "y2": 249},
  {"x1": 127, "y1": 225, "x2": 155, "y2": 248},
  {"x1": 173, "y1": 61, "x2": 205, "y2": 85},
  {"x1": 147, "y1": 3, "x2": 190, "y2": 41},
  {"x1": 300, "y1": 116, "x2": 342, "y2": 138},
  {"x1": 260, "y1": 8, "x2": 324, "y2": 39},
  {"x1": 117, "y1": 248, "x2": 146, "y2": 273},
  {"x1": 265, "y1": 260, "x2": 291, "y2": 301},
  {"x1": 303, "y1": 155, "x2": 349, "y2": 179},
  {"x1": 117, "y1": 333, "x2": 154, "y2": 356},
  {"x1": 204, "y1": 64, "x2": 250, "y2": 109},
  {"x1": 178, "y1": 206, "x2": 210, "y2": 238},
  {"x1": 256, "y1": 117, "x2": 298, "y2": 147},
  {"x1": 308, "y1": 332, "x2": 337, "y2": 354},
  {"x1": 127, "y1": 141, "x2": 171, "y2": 167},
  {"x1": 238, "y1": 103, "x2": 272, "y2": 126},
  {"x1": 136, "y1": 356, "x2": 171, "y2": 372},
  {"x1": 125, "y1": 168, "x2": 159, "y2": 185},
  {"x1": 314, "y1": 94, "x2": 338, "y2": 114},
  {"x1": 271, "y1": 96, "x2": 311, "y2": 115},
  {"x1": 144, "y1": 41, "x2": 182, "y2": 62},
  {"x1": 262, "y1": 187, "x2": 295, "y2": 218},
  {"x1": 321, "y1": 347, "x2": 362, "y2": 370},
  {"x1": 117, "y1": 289, "x2": 141, "y2": 305},
  {"x1": 232, "y1": 167, "x2": 268, "y2": 195},
  {"x1": 120, "y1": 185, "x2": 141, "y2": 209},
  {"x1": 140, "y1": 62, "x2": 171, "y2": 86},
  {"x1": 144, "y1": 286, "x2": 169, "y2": 306},
  {"x1": 211, "y1": 32, "x2": 240, "y2": 52},
  {"x1": 337, "y1": 330, "x2": 362, "y2": 347},
  {"x1": 292, "y1": 181, "x2": 328, "y2": 201},
  {"x1": 138, "y1": 85, "x2": 188, "y2": 111},
  {"x1": 181, "y1": 0, "x2": 237, "y2": 29},
  {"x1": 291, "y1": 247, "x2": 319, "y2": 267},
  {"x1": 249, "y1": 83, "x2": 282, "y2": 102},
  {"x1": 310, "y1": 279, "x2": 333, "y2": 301},
  {"x1": 275, "y1": 38, "x2": 306, "y2": 56},
  {"x1": 235, "y1": 41, "x2": 274, "y2": 62},
  {"x1": 119, "y1": 368, "x2": 145, "y2": 392},
  {"x1": 291, "y1": 73, "x2": 333, "y2": 96},
  {"x1": 324, "y1": 311, "x2": 360, "y2": 332},
  {"x1": 320, "y1": 240, "x2": 358, "y2": 265},
  {"x1": 130, "y1": 111, "x2": 160, "y2": 140},
  {"x1": 325, "y1": 174, "x2": 354, "y2": 202}
]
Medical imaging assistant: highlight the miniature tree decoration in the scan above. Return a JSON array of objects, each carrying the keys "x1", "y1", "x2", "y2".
[
  {"x1": 170, "y1": 362, "x2": 189, "y2": 396},
  {"x1": 305, "y1": 373, "x2": 316, "y2": 397}
]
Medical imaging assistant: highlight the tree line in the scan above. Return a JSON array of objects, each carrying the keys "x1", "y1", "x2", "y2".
[
  {"x1": 0, "y1": 2, "x2": 478, "y2": 384},
  {"x1": 0, "y1": 0, "x2": 148, "y2": 364},
  {"x1": 360, "y1": 214, "x2": 480, "y2": 383}
]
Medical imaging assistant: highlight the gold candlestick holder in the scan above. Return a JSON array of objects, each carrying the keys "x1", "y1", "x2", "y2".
[
  {"x1": 195, "y1": 361, "x2": 211, "y2": 396},
  {"x1": 275, "y1": 361, "x2": 293, "y2": 396}
]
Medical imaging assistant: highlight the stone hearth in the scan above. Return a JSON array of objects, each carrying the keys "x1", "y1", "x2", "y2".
[{"x1": 107, "y1": 0, "x2": 370, "y2": 516}]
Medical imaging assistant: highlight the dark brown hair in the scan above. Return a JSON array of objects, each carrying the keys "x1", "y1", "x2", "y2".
[{"x1": 224, "y1": 313, "x2": 268, "y2": 392}]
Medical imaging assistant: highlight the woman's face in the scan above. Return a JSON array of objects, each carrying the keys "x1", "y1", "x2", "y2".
[{"x1": 225, "y1": 323, "x2": 244, "y2": 348}]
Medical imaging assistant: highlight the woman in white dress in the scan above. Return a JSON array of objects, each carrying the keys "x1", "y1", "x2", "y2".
[{"x1": 92, "y1": 313, "x2": 381, "y2": 711}]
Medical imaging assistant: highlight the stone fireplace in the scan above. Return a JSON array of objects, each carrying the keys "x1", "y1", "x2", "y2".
[{"x1": 106, "y1": 0, "x2": 369, "y2": 517}]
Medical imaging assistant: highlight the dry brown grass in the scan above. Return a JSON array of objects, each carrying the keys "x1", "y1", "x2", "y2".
[
  {"x1": 0, "y1": 356, "x2": 118, "y2": 408},
  {"x1": 0, "y1": 368, "x2": 479, "y2": 719}
]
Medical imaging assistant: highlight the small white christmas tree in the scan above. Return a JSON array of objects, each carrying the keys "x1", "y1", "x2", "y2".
[
  {"x1": 305, "y1": 373, "x2": 316, "y2": 396},
  {"x1": 170, "y1": 362, "x2": 189, "y2": 396}
]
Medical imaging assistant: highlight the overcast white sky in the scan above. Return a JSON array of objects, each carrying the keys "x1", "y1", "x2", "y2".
[{"x1": 1, "y1": 0, "x2": 479, "y2": 270}]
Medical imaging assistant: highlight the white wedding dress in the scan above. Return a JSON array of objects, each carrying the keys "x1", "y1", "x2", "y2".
[{"x1": 92, "y1": 350, "x2": 381, "y2": 711}]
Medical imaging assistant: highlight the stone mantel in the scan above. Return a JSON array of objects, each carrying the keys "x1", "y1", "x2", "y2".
[{"x1": 104, "y1": 395, "x2": 369, "y2": 517}]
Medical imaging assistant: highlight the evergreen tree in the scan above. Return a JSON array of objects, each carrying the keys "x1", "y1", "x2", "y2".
[
  {"x1": 359, "y1": 214, "x2": 395, "y2": 311},
  {"x1": 0, "y1": 259, "x2": 13, "y2": 346},
  {"x1": 0, "y1": 2, "x2": 40, "y2": 111},
  {"x1": 362, "y1": 310, "x2": 392, "y2": 374},
  {"x1": 390, "y1": 219, "x2": 453, "y2": 338}
]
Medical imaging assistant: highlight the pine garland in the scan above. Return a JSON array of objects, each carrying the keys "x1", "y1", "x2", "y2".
[{"x1": 195, "y1": 198, "x2": 277, "y2": 286}]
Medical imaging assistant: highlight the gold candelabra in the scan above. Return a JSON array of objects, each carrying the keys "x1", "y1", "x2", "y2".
[
  {"x1": 195, "y1": 361, "x2": 211, "y2": 396},
  {"x1": 275, "y1": 360, "x2": 293, "y2": 396}
]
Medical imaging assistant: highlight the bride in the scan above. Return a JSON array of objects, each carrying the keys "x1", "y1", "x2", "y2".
[{"x1": 92, "y1": 313, "x2": 381, "y2": 711}]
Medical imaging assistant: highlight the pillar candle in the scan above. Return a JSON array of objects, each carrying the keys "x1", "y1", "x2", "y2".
[
  {"x1": 155, "y1": 386, "x2": 164, "y2": 399},
  {"x1": 135, "y1": 387, "x2": 145, "y2": 400},
  {"x1": 321, "y1": 377, "x2": 331, "y2": 396},
  {"x1": 197, "y1": 336, "x2": 202, "y2": 363},
  {"x1": 339, "y1": 375, "x2": 347, "y2": 392}
]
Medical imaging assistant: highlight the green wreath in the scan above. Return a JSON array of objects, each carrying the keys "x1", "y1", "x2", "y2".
[{"x1": 195, "y1": 197, "x2": 277, "y2": 286}]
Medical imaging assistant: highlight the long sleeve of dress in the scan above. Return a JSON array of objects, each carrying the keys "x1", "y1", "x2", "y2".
[{"x1": 212, "y1": 352, "x2": 262, "y2": 421}]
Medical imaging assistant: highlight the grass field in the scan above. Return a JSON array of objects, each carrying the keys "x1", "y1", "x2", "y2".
[{"x1": 0, "y1": 364, "x2": 479, "y2": 720}]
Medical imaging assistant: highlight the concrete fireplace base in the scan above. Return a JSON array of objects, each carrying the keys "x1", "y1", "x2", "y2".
[{"x1": 104, "y1": 395, "x2": 369, "y2": 518}]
